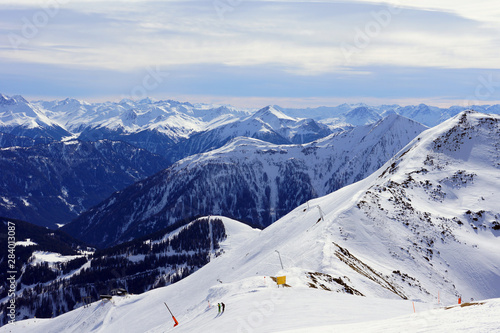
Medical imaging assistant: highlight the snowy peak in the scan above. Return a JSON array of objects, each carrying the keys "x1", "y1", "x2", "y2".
[
  {"x1": 330, "y1": 110, "x2": 500, "y2": 300},
  {"x1": 58, "y1": 97, "x2": 88, "y2": 107},
  {"x1": 343, "y1": 106, "x2": 382, "y2": 126},
  {"x1": 251, "y1": 105, "x2": 297, "y2": 123},
  {"x1": 138, "y1": 97, "x2": 157, "y2": 104},
  {"x1": 0, "y1": 95, "x2": 38, "y2": 119},
  {"x1": 0, "y1": 93, "x2": 9, "y2": 105},
  {"x1": 389, "y1": 110, "x2": 496, "y2": 168},
  {"x1": 0, "y1": 93, "x2": 25, "y2": 106},
  {"x1": 396, "y1": 103, "x2": 446, "y2": 127},
  {"x1": 363, "y1": 113, "x2": 428, "y2": 140},
  {"x1": 246, "y1": 105, "x2": 298, "y2": 138},
  {"x1": 10, "y1": 95, "x2": 29, "y2": 104},
  {"x1": 0, "y1": 94, "x2": 71, "y2": 140},
  {"x1": 243, "y1": 105, "x2": 332, "y2": 144}
]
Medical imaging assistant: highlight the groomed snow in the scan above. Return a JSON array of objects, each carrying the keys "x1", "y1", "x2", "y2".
[
  {"x1": 3, "y1": 209, "x2": 499, "y2": 332},
  {"x1": 30, "y1": 251, "x2": 83, "y2": 265},
  {"x1": 15, "y1": 239, "x2": 37, "y2": 247}
]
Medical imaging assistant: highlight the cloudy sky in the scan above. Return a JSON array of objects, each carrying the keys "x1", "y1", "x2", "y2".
[{"x1": 1, "y1": 0, "x2": 499, "y2": 107}]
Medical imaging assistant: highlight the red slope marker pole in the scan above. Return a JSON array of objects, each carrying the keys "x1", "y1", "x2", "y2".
[{"x1": 164, "y1": 302, "x2": 179, "y2": 327}]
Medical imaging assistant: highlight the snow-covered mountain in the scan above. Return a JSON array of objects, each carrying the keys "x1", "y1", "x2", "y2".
[
  {"x1": 260, "y1": 109, "x2": 500, "y2": 303},
  {"x1": 37, "y1": 98, "x2": 250, "y2": 159},
  {"x1": 281, "y1": 103, "x2": 367, "y2": 120},
  {"x1": 0, "y1": 215, "x2": 257, "y2": 326},
  {"x1": 5, "y1": 111, "x2": 500, "y2": 332},
  {"x1": 281, "y1": 103, "x2": 500, "y2": 128},
  {"x1": 342, "y1": 106, "x2": 383, "y2": 126},
  {"x1": 167, "y1": 105, "x2": 334, "y2": 162},
  {"x1": 3, "y1": 93, "x2": 500, "y2": 138},
  {"x1": 3, "y1": 92, "x2": 500, "y2": 154},
  {"x1": 0, "y1": 94, "x2": 70, "y2": 140},
  {"x1": 62, "y1": 114, "x2": 426, "y2": 248},
  {"x1": 238, "y1": 105, "x2": 332, "y2": 144},
  {"x1": 248, "y1": 106, "x2": 333, "y2": 143},
  {"x1": 0, "y1": 140, "x2": 169, "y2": 228},
  {"x1": 395, "y1": 103, "x2": 450, "y2": 127},
  {"x1": 27, "y1": 98, "x2": 331, "y2": 161}
]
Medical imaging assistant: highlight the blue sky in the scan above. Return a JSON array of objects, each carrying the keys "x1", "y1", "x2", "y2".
[{"x1": 1, "y1": 0, "x2": 499, "y2": 107}]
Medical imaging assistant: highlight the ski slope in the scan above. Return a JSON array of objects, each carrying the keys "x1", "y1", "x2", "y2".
[
  {"x1": 4, "y1": 219, "x2": 499, "y2": 333},
  {"x1": 3, "y1": 236, "x2": 499, "y2": 333}
]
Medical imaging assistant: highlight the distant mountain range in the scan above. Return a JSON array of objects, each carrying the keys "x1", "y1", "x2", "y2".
[
  {"x1": 166, "y1": 106, "x2": 334, "y2": 163},
  {"x1": 1, "y1": 92, "x2": 500, "y2": 232},
  {"x1": 3, "y1": 93, "x2": 499, "y2": 149}
]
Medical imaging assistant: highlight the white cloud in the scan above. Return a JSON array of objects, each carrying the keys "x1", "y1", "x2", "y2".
[
  {"x1": 1, "y1": 1, "x2": 498, "y2": 74},
  {"x1": 1, "y1": 0, "x2": 499, "y2": 103},
  {"x1": 357, "y1": 0, "x2": 500, "y2": 23}
]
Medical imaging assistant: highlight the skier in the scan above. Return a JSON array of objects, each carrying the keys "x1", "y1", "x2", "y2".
[
  {"x1": 221, "y1": 302, "x2": 225, "y2": 313},
  {"x1": 218, "y1": 303, "x2": 221, "y2": 314}
]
